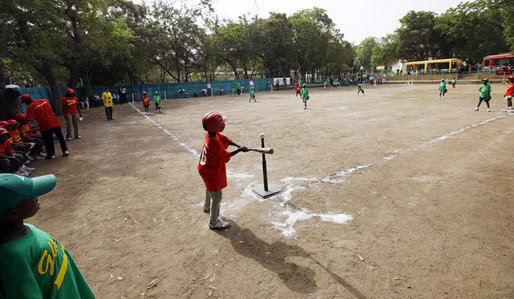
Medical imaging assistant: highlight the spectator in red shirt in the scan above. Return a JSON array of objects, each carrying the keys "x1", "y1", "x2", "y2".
[
  {"x1": 197, "y1": 112, "x2": 248, "y2": 230},
  {"x1": 21, "y1": 94, "x2": 69, "y2": 159},
  {"x1": 61, "y1": 88, "x2": 82, "y2": 140}
]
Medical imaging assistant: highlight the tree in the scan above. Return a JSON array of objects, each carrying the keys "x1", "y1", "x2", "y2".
[
  {"x1": 354, "y1": 37, "x2": 378, "y2": 72},
  {"x1": 396, "y1": 11, "x2": 442, "y2": 61},
  {"x1": 151, "y1": 0, "x2": 210, "y2": 82},
  {"x1": 0, "y1": 0, "x2": 65, "y2": 112},
  {"x1": 255, "y1": 13, "x2": 295, "y2": 77},
  {"x1": 371, "y1": 34, "x2": 399, "y2": 69},
  {"x1": 436, "y1": 0, "x2": 510, "y2": 63}
]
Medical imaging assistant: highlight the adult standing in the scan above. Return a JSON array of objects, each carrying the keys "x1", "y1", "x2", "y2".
[
  {"x1": 207, "y1": 82, "x2": 212, "y2": 96},
  {"x1": 21, "y1": 94, "x2": 69, "y2": 159},
  {"x1": 61, "y1": 88, "x2": 82, "y2": 140},
  {"x1": 102, "y1": 88, "x2": 114, "y2": 121},
  {"x1": 119, "y1": 86, "x2": 127, "y2": 104},
  {"x1": 249, "y1": 79, "x2": 254, "y2": 90}
]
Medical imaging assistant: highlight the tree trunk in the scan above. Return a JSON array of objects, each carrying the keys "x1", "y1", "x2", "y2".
[{"x1": 36, "y1": 61, "x2": 62, "y2": 115}]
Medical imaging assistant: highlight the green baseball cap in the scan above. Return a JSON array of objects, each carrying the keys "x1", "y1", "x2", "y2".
[{"x1": 0, "y1": 174, "x2": 56, "y2": 216}]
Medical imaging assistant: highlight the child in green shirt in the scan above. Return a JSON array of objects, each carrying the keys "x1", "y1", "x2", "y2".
[
  {"x1": 301, "y1": 84, "x2": 309, "y2": 109},
  {"x1": 249, "y1": 88, "x2": 256, "y2": 102},
  {"x1": 475, "y1": 78, "x2": 492, "y2": 112},
  {"x1": 0, "y1": 174, "x2": 95, "y2": 298},
  {"x1": 153, "y1": 91, "x2": 162, "y2": 113},
  {"x1": 451, "y1": 77, "x2": 457, "y2": 88},
  {"x1": 439, "y1": 79, "x2": 447, "y2": 99},
  {"x1": 357, "y1": 84, "x2": 364, "y2": 96}
]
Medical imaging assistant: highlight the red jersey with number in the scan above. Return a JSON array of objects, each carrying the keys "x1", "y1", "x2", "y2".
[
  {"x1": 0, "y1": 140, "x2": 13, "y2": 155},
  {"x1": 25, "y1": 99, "x2": 61, "y2": 132},
  {"x1": 197, "y1": 133, "x2": 232, "y2": 192},
  {"x1": 20, "y1": 124, "x2": 35, "y2": 138},
  {"x1": 61, "y1": 96, "x2": 79, "y2": 114},
  {"x1": 506, "y1": 83, "x2": 514, "y2": 97}
]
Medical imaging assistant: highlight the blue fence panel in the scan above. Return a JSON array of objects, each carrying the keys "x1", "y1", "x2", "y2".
[{"x1": 18, "y1": 78, "x2": 276, "y2": 106}]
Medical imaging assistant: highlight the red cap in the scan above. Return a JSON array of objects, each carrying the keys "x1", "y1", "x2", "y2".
[
  {"x1": 202, "y1": 112, "x2": 227, "y2": 132},
  {"x1": 8, "y1": 119, "x2": 18, "y2": 125},
  {"x1": 20, "y1": 94, "x2": 32, "y2": 103},
  {"x1": 0, "y1": 121, "x2": 9, "y2": 128},
  {"x1": 15, "y1": 113, "x2": 26, "y2": 121},
  {"x1": 0, "y1": 128, "x2": 8, "y2": 135},
  {"x1": 66, "y1": 88, "x2": 74, "y2": 94}
]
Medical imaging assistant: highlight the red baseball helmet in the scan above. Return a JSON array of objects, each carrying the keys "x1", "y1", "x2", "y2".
[
  {"x1": 0, "y1": 121, "x2": 9, "y2": 128},
  {"x1": 66, "y1": 88, "x2": 74, "y2": 94},
  {"x1": 8, "y1": 119, "x2": 17, "y2": 126},
  {"x1": 20, "y1": 94, "x2": 32, "y2": 103},
  {"x1": 0, "y1": 128, "x2": 8, "y2": 135},
  {"x1": 202, "y1": 112, "x2": 226, "y2": 132},
  {"x1": 142, "y1": 91, "x2": 147, "y2": 95},
  {"x1": 15, "y1": 113, "x2": 26, "y2": 121}
]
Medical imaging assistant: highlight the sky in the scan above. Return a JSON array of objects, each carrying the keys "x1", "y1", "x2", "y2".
[{"x1": 210, "y1": 0, "x2": 468, "y2": 44}]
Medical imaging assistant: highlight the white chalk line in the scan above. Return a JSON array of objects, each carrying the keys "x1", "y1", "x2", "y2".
[
  {"x1": 129, "y1": 103, "x2": 200, "y2": 157},
  {"x1": 264, "y1": 115, "x2": 506, "y2": 236},
  {"x1": 130, "y1": 102, "x2": 505, "y2": 237},
  {"x1": 129, "y1": 103, "x2": 255, "y2": 184}
]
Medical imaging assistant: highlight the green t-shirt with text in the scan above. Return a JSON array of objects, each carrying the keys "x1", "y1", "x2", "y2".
[
  {"x1": 0, "y1": 224, "x2": 95, "y2": 299},
  {"x1": 479, "y1": 84, "x2": 491, "y2": 98}
]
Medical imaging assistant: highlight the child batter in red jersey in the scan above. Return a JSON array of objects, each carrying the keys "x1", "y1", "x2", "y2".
[{"x1": 197, "y1": 112, "x2": 248, "y2": 230}]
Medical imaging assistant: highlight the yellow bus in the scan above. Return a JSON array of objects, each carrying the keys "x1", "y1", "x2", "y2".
[{"x1": 403, "y1": 58, "x2": 462, "y2": 74}]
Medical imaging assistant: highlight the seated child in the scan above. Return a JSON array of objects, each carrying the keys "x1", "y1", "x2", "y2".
[
  {"x1": 0, "y1": 128, "x2": 26, "y2": 175},
  {"x1": 0, "y1": 173, "x2": 95, "y2": 298}
]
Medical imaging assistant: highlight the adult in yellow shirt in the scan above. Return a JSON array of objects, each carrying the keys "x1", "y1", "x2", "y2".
[{"x1": 102, "y1": 88, "x2": 114, "y2": 121}]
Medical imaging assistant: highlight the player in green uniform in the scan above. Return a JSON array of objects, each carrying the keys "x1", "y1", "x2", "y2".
[
  {"x1": 153, "y1": 91, "x2": 162, "y2": 113},
  {"x1": 0, "y1": 174, "x2": 95, "y2": 298},
  {"x1": 475, "y1": 78, "x2": 492, "y2": 112},
  {"x1": 439, "y1": 79, "x2": 447, "y2": 99},
  {"x1": 301, "y1": 84, "x2": 309, "y2": 110},
  {"x1": 249, "y1": 88, "x2": 256, "y2": 102},
  {"x1": 357, "y1": 84, "x2": 364, "y2": 96},
  {"x1": 230, "y1": 86, "x2": 236, "y2": 97},
  {"x1": 451, "y1": 77, "x2": 457, "y2": 88}
]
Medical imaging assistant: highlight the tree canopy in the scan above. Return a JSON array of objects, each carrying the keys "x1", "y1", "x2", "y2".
[{"x1": 1, "y1": 0, "x2": 512, "y2": 98}]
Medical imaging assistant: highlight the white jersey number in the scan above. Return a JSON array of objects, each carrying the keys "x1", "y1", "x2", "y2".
[{"x1": 199, "y1": 146, "x2": 208, "y2": 165}]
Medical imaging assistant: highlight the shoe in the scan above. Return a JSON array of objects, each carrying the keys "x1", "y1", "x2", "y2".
[
  {"x1": 39, "y1": 152, "x2": 47, "y2": 157},
  {"x1": 25, "y1": 154, "x2": 34, "y2": 161},
  {"x1": 209, "y1": 220, "x2": 230, "y2": 230},
  {"x1": 15, "y1": 170, "x2": 30, "y2": 176},
  {"x1": 203, "y1": 206, "x2": 210, "y2": 213},
  {"x1": 63, "y1": 150, "x2": 70, "y2": 156},
  {"x1": 75, "y1": 136, "x2": 82, "y2": 139},
  {"x1": 32, "y1": 155, "x2": 41, "y2": 161},
  {"x1": 66, "y1": 137, "x2": 73, "y2": 141},
  {"x1": 474, "y1": 108, "x2": 479, "y2": 111},
  {"x1": 22, "y1": 165, "x2": 35, "y2": 172},
  {"x1": 45, "y1": 155, "x2": 56, "y2": 160},
  {"x1": 487, "y1": 108, "x2": 491, "y2": 112}
]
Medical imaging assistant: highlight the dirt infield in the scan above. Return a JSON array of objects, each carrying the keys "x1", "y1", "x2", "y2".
[{"x1": 29, "y1": 83, "x2": 513, "y2": 298}]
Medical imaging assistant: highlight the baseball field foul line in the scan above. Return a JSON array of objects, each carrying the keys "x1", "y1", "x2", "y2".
[
  {"x1": 129, "y1": 103, "x2": 199, "y2": 157},
  {"x1": 269, "y1": 115, "x2": 506, "y2": 236}
]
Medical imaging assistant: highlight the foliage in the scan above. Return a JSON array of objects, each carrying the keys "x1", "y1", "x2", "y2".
[{"x1": 436, "y1": 0, "x2": 511, "y2": 62}]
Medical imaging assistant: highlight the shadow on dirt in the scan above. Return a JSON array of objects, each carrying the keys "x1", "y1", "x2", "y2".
[
  {"x1": 216, "y1": 220, "x2": 366, "y2": 298},
  {"x1": 215, "y1": 221, "x2": 317, "y2": 294}
]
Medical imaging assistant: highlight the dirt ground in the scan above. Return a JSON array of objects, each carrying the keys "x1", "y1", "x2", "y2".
[{"x1": 28, "y1": 83, "x2": 513, "y2": 298}]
